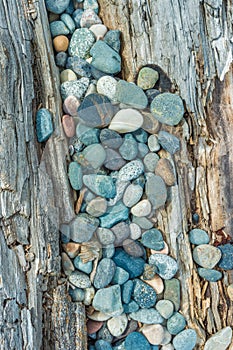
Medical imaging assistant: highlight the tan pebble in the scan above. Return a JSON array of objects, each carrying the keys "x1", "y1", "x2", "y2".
[
  {"x1": 141, "y1": 324, "x2": 165, "y2": 345},
  {"x1": 87, "y1": 320, "x2": 103, "y2": 334},
  {"x1": 89, "y1": 24, "x2": 107, "y2": 40},
  {"x1": 53, "y1": 35, "x2": 69, "y2": 52},
  {"x1": 141, "y1": 110, "x2": 161, "y2": 134},
  {"x1": 62, "y1": 114, "x2": 75, "y2": 138},
  {"x1": 63, "y1": 95, "x2": 80, "y2": 116},
  {"x1": 155, "y1": 158, "x2": 176, "y2": 186},
  {"x1": 227, "y1": 284, "x2": 233, "y2": 300},
  {"x1": 62, "y1": 242, "x2": 80, "y2": 258},
  {"x1": 84, "y1": 287, "x2": 95, "y2": 306},
  {"x1": 131, "y1": 199, "x2": 152, "y2": 217},
  {"x1": 61, "y1": 252, "x2": 74, "y2": 276},
  {"x1": 151, "y1": 242, "x2": 169, "y2": 255},
  {"x1": 60, "y1": 69, "x2": 77, "y2": 83},
  {"x1": 144, "y1": 275, "x2": 164, "y2": 294}
]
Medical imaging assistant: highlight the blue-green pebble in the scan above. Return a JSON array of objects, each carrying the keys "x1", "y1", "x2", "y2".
[
  {"x1": 69, "y1": 287, "x2": 85, "y2": 301},
  {"x1": 123, "y1": 301, "x2": 139, "y2": 313},
  {"x1": 198, "y1": 268, "x2": 222, "y2": 281},
  {"x1": 111, "y1": 267, "x2": 129, "y2": 285},
  {"x1": 189, "y1": 228, "x2": 210, "y2": 245},
  {"x1": 93, "y1": 258, "x2": 116, "y2": 289},
  {"x1": 113, "y1": 249, "x2": 145, "y2": 279},
  {"x1": 95, "y1": 339, "x2": 112, "y2": 350},
  {"x1": 66, "y1": 56, "x2": 92, "y2": 78},
  {"x1": 50, "y1": 21, "x2": 69, "y2": 37},
  {"x1": 125, "y1": 332, "x2": 150, "y2": 350},
  {"x1": 218, "y1": 243, "x2": 233, "y2": 270},
  {"x1": 73, "y1": 256, "x2": 92, "y2": 274},
  {"x1": 129, "y1": 309, "x2": 164, "y2": 324},
  {"x1": 83, "y1": 174, "x2": 116, "y2": 198},
  {"x1": 172, "y1": 329, "x2": 197, "y2": 350},
  {"x1": 115, "y1": 80, "x2": 148, "y2": 109},
  {"x1": 36, "y1": 108, "x2": 54, "y2": 142},
  {"x1": 90, "y1": 41, "x2": 121, "y2": 74},
  {"x1": 133, "y1": 279, "x2": 157, "y2": 308},
  {"x1": 45, "y1": 0, "x2": 70, "y2": 14},
  {"x1": 92, "y1": 285, "x2": 123, "y2": 316},
  {"x1": 158, "y1": 130, "x2": 180, "y2": 154},
  {"x1": 122, "y1": 280, "x2": 134, "y2": 304},
  {"x1": 149, "y1": 254, "x2": 178, "y2": 280},
  {"x1": 76, "y1": 124, "x2": 100, "y2": 146},
  {"x1": 68, "y1": 162, "x2": 83, "y2": 190},
  {"x1": 72, "y1": 9, "x2": 84, "y2": 28},
  {"x1": 119, "y1": 134, "x2": 138, "y2": 161},
  {"x1": 167, "y1": 312, "x2": 186, "y2": 335},
  {"x1": 104, "y1": 30, "x2": 121, "y2": 52},
  {"x1": 61, "y1": 13, "x2": 75, "y2": 33},
  {"x1": 141, "y1": 228, "x2": 164, "y2": 250},
  {"x1": 99, "y1": 202, "x2": 129, "y2": 228}
]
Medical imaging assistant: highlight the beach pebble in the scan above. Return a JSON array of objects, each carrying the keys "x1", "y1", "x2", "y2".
[
  {"x1": 91, "y1": 41, "x2": 121, "y2": 74},
  {"x1": 87, "y1": 320, "x2": 103, "y2": 335},
  {"x1": 123, "y1": 239, "x2": 144, "y2": 257},
  {"x1": 104, "y1": 30, "x2": 121, "y2": 52},
  {"x1": 145, "y1": 173, "x2": 167, "y2": 209},
  {"x1": 60, "y1": 69, "x2": 77, "y2": 83},
  {"x1": 69, "y1": 28, "x2": 95, "y2": 58},
  {"x1": 46, "y1": 0, "x2": 70, "y2": 13},
  {"x1": 142, "y1": 111, "x2": 161, "y2": 134},
  {"x1": 123, "y1": 185, "x2": 143, "y2": 208},
  {"x1": 100, "y1": 202, "x2": 129, "y2": 228},
  {"x1": 148, "y1": 134, "x2": 160, "y2": 152},
  {"x1": 82, "y1": 143, "x2": 106, "y2": 169},
  {"x1": 84, "y1": 0, "x2": 99, "y2": 13},
  {"x1": 173, "y1": 329, "x2": 197, "y2": 350},
  {"x1": 111, "y1": 266, "x2": 129, "y2": 285},
  {"x1": 137, "y1": 67, "x2": 159, "y2": 90},
  {"x1": 189, "y1": 229, "x2": 210, "y2": 245},
  {"x1": 97, "y1": 76, "x2": 117, "y2": 100},
  {"x1": 107, "y1": 314, "x2": 128, "y2": 337},
  {"x1": 149, "y1": 254, "x2": 178, "y2": 280},
  {"x1": 73, "y1": 255, "x2": 93, "y2": 274},
  {"x1": 151, "y1": 93, "x2": 184, "y2": 126},
  {"x1": 60, "y1": 77, "x2": 89, "y2": 100},
  {"x1": 193, "y1": 244, "x2": 222, "y2": 269},
  {"x1": 70, "y1": 213, "x2": 99, "y2": 243},
  {"x1": 151, "y1": 242, "x2": 169, "y2": 255},
  {"x1": 141, "y1": 229, "x2": 164, "y2": 251},
  {"x1": 90, "y1": 24, "x2": 107, "y2": 39},
  {"x1": 125, "y1": 332, "x2": 150, "y2": 350},
  {"x1": 61, "y1": 252, "x2": 74, "y2": 276},
  {"x1": 133, "y1": 279, "x2": 157, "y2": 308},
  {"x1": 95, "y1": 340, "x2": 113, "y2": 350},
  {"x1": 69, "y1": 270, "x2": 91, "y2": 288},
  {"x1": 83, "y1": 174, "x2": 116, "y2": 198},
  {"x1": 131, "y1": 199, "x2": 151, "y2": 217},
  {"x1": 104, "y1": 149, "x2": 126, "y2": 171},
  {"x1": 63, "y1": 95, "x2": 80, "y2": 115},
  {"x1": 50, "y1": 21, "x2": 69, "y2": 37},
  {"x1": 129, "y1": 223, "x2": 142, "y2": 240},
  {"x1": 217, "y1": 243, "x2": 233, "y2": 270},
  {"x1": 100, "y1": 129, "x2": 123, "y2": 149},
  {"x1": 109, "y1": 109, "x2": 143, "y2": 133},
  {"x1": 55, "y1": 51, "x2": 68, "y2": 67},
  {"x1": 129, "y1": 309, "x2": 164, "y2": 324},
  {"x1": 53, "y1": 35, "x2": 69, "y2": 52},
  {"x1": 167, "y1": 312, "x2": 186, "y2": 335},
  {"x1": 158, "y1": 131, "x2": 180, "y2": 155},
  {"x1": 93, "y1": 285, "x2": 123, "y2": 316},
  {"x1": 62, "y1": 115, "x2": 75, "y2": 137},
  {"x1": 80, "y1": 9, "x2": 102, "y2": 28},
  {"x1": 72, "y1": 8, "x2": 84, "y2": 28},
  {"x1": 36, "y1": 108, "x2": 54, "y2": 142},
  {"x1": 227, "y1": 283, "x2": 233, "y2": 300},
  {"x1": 118, "y1": 160, "x2": 144, "y2": 182},
  {"x1": 164, "y1": 279, "x2": 180, "y2": 311},
  {"x1": 113, "y1": 249, "x2": 145, "y2": 279},
  {"x1": 144, "y1": 275, "x2": 164, "y2": 294},
  {"x1": 119, "y1": 134, "x2": 138, "y2": 161},
  {"x1": 156, "y1": 299, "x2": 174, "y2": 319},
  {"x1": 141, "y1": 324, "x2": 165, "y2": 345},
  {"x1": 68, "y1": 162, "x2": 83, "y2": 190},
  {"x1": 155, "y1": 158, "x2": 176, "y2": 186},
  {"x1": 143, "y1": 152, "x2": 159, "y2": 172},
  {"x1": 61, "y1": 13, "x2": 76, "y2": 33},
  {"x1": 115, "y1": 80, "x2": 148, "y2": 109},
  {"x1": 197, "y1": 268, "x2": 222, "y2": 282},
  {"x1": 66, "y1": 56, "x2": 92, "y2": 78},
  {"x1": 94, "y1": 258, "x2": 116, "y2": 289}
]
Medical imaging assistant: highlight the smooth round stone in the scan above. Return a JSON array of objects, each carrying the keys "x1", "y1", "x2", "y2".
[
  {"x1": 164, "y1": 279, "x2": 180, "y2": 311},
  {"x1": 133, "y1": 279, "x2": 157, "y2": 308},
  {"x1": 123, "y1": 184, "x2": 143, "y2": 208},
  {"x1": 62, "y1": 242, "x2": 80, "y2": 258},
  {"x1": 97, "y1": 228, "x2": 115, "y2": 245},
  {"x1": 95, "y1": 340, "x2": 113, "y2": 350},
  {"x1": 94, "y1": 258, "x2": 116, "y2": 289},
  {"x1": 69, "y1": 270, "x2": 91, "y2": 288},
  {"x1": 198, "y1": 268, "x2": 222, "y2": 282},
  {"x1": 155, "y1": 158, "x2": 176, "y2": 186},
  {"x1": 87, "y1": 320, "x2": 103, "y2": 335},
  {"x1": 93, "y1": 285, "x2": 123, "y2": 316},
  {"x1": 104, "y1": 29, "x2": 121, "y2": 52},
  {"x1": 145, "y1": 173, "x2": 167, "y2": 209},
  {"x1": 167, "y1": 312, "x2": 186, "y2": 335},
  {"x1": 193, "y1": 244, "x2": 222, "y2": 269},
  {"x1": 189, "y1": 228, "x2": 210, "y2": 245},
  {"x1": 104, "y1": 149, "x2": 126, "y2": 171},
  {"x1": 125, "y1": 332, "x2": 150, "y2": 350},
  {"x1": 138, "y1": 143, "x2": 149, "y2": 158},
  {"x1": 122, "y1": 280, "x2": 133, "y2": 304},
  {"x1": 50, "y1": 21, "x2": 69, "y2": 38},
  {"x1": 78, "y1": 93, "x2": 114, "y2": 128},
  {"x1": 100, "y1": 202, "x2": 129, "y2": 228},
  {"x1": 82, "y1": 143, "x2": 106, "y2": 169},
  {"x1": 73, "y1": 255, "x2": 92, "y2": 274},
  {"x1": 137, "y1": 67, "x2": 159, "y2": 90},
  {"x1": 61, "y1": 252, "x2": 74, "y2": 276},
  {"x1": 173, "y1": 329, "x2": 197, "y2": 350},
  {"x1": 68, "y1": 161, "x2": 83, "y2": 190},
  {"x1": 69, "y1": 287, "x2": 85, "y2": 302},
  {"x1": 158, "y1": 131, "x2": 180, "y2": 155},
  {"x1": 148, "y1": 134, "x2": 160, "y2": 152},
  {"x1": 227, "y1": 283, "x2": 233, "y2": 300},
  {"x1": 72, "y1": 8, "x2": 83, "y2": 28},
  {"x1": 97, "y1": 76, "x2": 117, "y2": 100},
  {"x1": 149, "y1": 254, "x2": 178, "y2": 280},
  {"x1": 109, "y1": 109, "x2": 143, "y2": 133},
  {"x1": 141, "y1": 229, "x2": 164, "y2": 251},
  {"x1": 111, "y1": 266, "x2": 129, "y2": 285},
  {"x1": 151, "y1": 242, "x2": 169, "y2": 255},
  {"x1": 141, "y1": 324, "x2": 164, "y2": 345},
  {"x1": 63, "y1": 95, "x2": 80, "y2": 115},
  {"x1": 62, "y1": 115, "x2": 75, "y2": 138},
  {"x1": 218, "y1": 243, "x2": 233, "y2": 270},
  {"x1": 55, "y1": 51, "x2": 67, "y2": 67},
  {"x1": 144, "y1": 152, "x2": 159, "y2": 172},
  {"x1": 123, "y1": 301, "x2": 139, "y2": 314},
  {"x1": 107, "y1": 314, "x2": 128, "y2": 337},
  {"x1": 66, "y1": 56, "x2": 92, "y2": 78},
  {"x1": 80, "y1": 9, "x2": 102, "y2": 28},
  {"x1": 76, "y1": 124, "x2": 100, "y2": 146},
  {"x1": 83, "y1": 174, "x2": 116, "y2": 198},
  {"x1": 144, "y1": 275, "x2": 164, "y2": 294},
  {"x1": 112, "y1": 222, "x2": 130, "y2": 247},
  {"x1": 70, "y1": 213, "x2": 99, "y2": 242},
  {"x1": 123, "y1": 239, "x2": 144, "y2": 257},
  {"x1": 60, "y1": 69, "x2": 77, "y2": 83},
  {"x1": 142, "y1": 111, "x2": 161, "y2": 134},
  {"x1": 132, "y1": 216, "x2": 153, "y2": 230},
  {"x1": 113, "y1": 249, "x2": 145, "y2": 279},
  {"x1": 131, "y1": 199, "x2": 151, "y2": 217},
  {"x1": 129, "y1": 223, "x2": 142, "y2": 240},
  {"x1": 151, "y1": 93, "x2": 184, "y2": 126},
  {"x1": 53, "y1": 35, "x2": 69, "y2": 52},
  {"x1": 61, "y1": 13, "x2": 76, "y2": 33},
  {"x1": 115, "y1": 80, "x2": 148, "y2": 109},
  {"x1": 156, "y1": 300, "x2": 174, "y2": 319},
  {"x1": 60, "y1": 77, "x2": 89, "y2": 100},
  {"x1": 88, "y1": 311, "x2": 111, "y2": 322},
  {"x1": 100, "y1": 129, "x2": 123, "y2": 149},
  {"x1": 83, "y1": 286, "x2": 95, "y2": 306},
  {"x1": 129, "y1": 309, "x2": 164, "y2": 324},
  {"x1": 118, "y1": 160, "x2": 144, "y2": 182},
  {"x1": 90, "y1": 24, "x2": 107, "y2": 39},
  {"x1": 45, "y1": 0, "x2": 70, "y2": 14},
  {"x1": 69, "y1": 28, "x2": 95, "y2": 58},
  {"x1": 36, "y1": 108, "x2": 54, "y2": 142},
  {"x1": 90, "y1": 41, "x2": 121, "y2": 74},
  {"x1": 119, "y1": 135, "x2": 138, "y2": 161},
  {"x1": 205, "y1": 327, "x2": 233, "y2": 350}
]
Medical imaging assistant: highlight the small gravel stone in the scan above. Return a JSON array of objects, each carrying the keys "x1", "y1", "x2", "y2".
[
  {"x1": 104, "y1": 149, "x2": 126, "y2": 171},
  {"x1": 61, "y1": 252, "x2": 74, "y2": 276},
  {"x1": 119, "y1": 134, "x2": 138, "y2": 161},
  {"x1": 145, "y1": 173, "x2": 167, "y2": 209},
  {"x1": 173, "y1": 329, "x2": 197, "y2": 350},
  {"x1": 142, "y1": 264, "x2": 157, "y2": 280},
  {"x1": 131, "y1": 199, "x2": 151, "y2": 217},
  {"x1": 100, "y1": 202, "x2": 129, "y2": 228},
  {"x1": 97, "y1": 76, "x2": 117, "y2": 100},
  {"x1": 113, "y1": 249, "x2": 145, "y2": 278},
  {"x1": 129, "y1": 309, "x2": 164, "y2": 324},
  {"x1": 123, "y1": 301, "x2": 139, "y2": 313},
  {"x1": 123, "y1": 184, "x2": 143, "y2": 208},
  {"x1": 158, "y1": 131, "x2": 180, "y2": 155},
  {"x1": 91, "y1": 41, "x2": 121, "y2": 74},
  {"x1": 61, "y1": 13, "x2": 76, "y2": 33},
  {"x1": 104, "y1": 30, "x2": 121, "y2": 52},
  {"x1": 151, "y1": 242, "x2": 169, "y2": 255},
  {"x1": 55, "y1": 51, "x2": 68, "y2": 67},
  {"x1": 164, "y1": 279, "x2": 180, "y2": 311},
  {"x1": 109, "y1": 109, "x2": 143, "y2": 133},
  {"x1": 133, "y1": 128, "x2": 148, "y2": 143},
  {"x1": 129, "y1": 223, "x2": 142, "y2": 240},
  {"x1": 133, "y1": 279, "x2": 157, "y2": 308},
  {"x1": 60, "y1": 77, "x2": 89, "y2": 100},
  {"x1": 189, "y1": 228, "x2": 210, "y2": 245},
  {"x1": 93, "y1": 285, "x2": 123, "y2": 316},
  {"x1": 69, "y1": 270, "x2": 91, "y2": 288},
  {"x1": 118, "y1": 160, "x2": 144, "y2": 182},
  {"x1": 36, "y1": 108, "x2": 54, "y2": 142},
  {"x1": 100, "y1": 129, "x2": 123, "y2": 149},
  {"x1": 193, "y1": 244, "x2": 222, "y2": 268},
  {"x1": 68, "y1": 162, "x2": 83, "y2": 190},
  {"x1": 160, "y1": 330, "x2": 172, "y2": 345},
  {"x1": 149, "y1": 254, "x2": 178, "y2": 280},
  {"x1": 53, "y1": 35, "x2": 69, "y2": 52},
  {"x1": 62, "y1": 115, "x2": 76, "y2": 138},
  {"x1": 84, "y1": 0, "x2": 99, "y2": 13},
  {"x1": 143, "y1": 152, "x2": 159, "y2": 172},
  {"x1": 138, "y1": 143, "x2": 149, "y2": 158},
  {"x1": 141, "y1": 229, "x2": 164, "y2": 251},
  {"x1": 156, "y1": 300, "x2": 174, "y2": 319},
  {"x1": 102, "y1": 244, "x2": 115, "y2": 259},
  {"x1": 94, "y1": 258, "x2": 116, "y2": 289},
  {"x1": 123, "y1": 239, "x2": 144, "y2": 257},
  {"x1": 155, "y1": 158, "x2": 176, "y2": 186},
  {"x1": 111, "y1": 266, "x2": 129, "y2": 285},
  {"x1": 60, "y1": 224, "x2": 70, "y2": 243},
  {"x1": 80, "y1": 9, "x2": 102, "y2": 28},
  {"x1": 198, "y1": 268, "x2": 222, "y2": 282},
  {"x1": 217, "y1": 243, "x2": 233, "y2": 270},
  {"x1": 63, "y1": 95, "x2": 80, "y2": 115},
  {"x1": 72, "y1": 8, "x2": 84, "y2": 28},
  {"x1": 83, "y1": 174, "x2": 116, "y2": 198},
  {"x1": 125, "y1": 332, "x2": 150, "y2": 350},
  {"x1": 115, "y1": 80, "x2": 148, "y2": 109},
  {"x1": 107, "y1": 314, "x2": 128, "y2": 337},
  {"x1": 69, "y1": 28, "x2": 95, "y2": 58},
  {"x1": 45, "y1": 0, "x2": 70, "y2": 14},
  {"x1": 112, "y1": 222, "x2": 130, "y2": 247},
  {"x1": 73, "y1": 255, "x2": 93, "y2": 274},
  {"x1": 151, "y1": 93, "x2": 184, "y2": 126},
  {"x1": 70, "y1": 213, "x2": 99, "y2": 243},
  {"x1": 50, "y1": 21, "x2": 69, "y2": 37},
  {"x1": 148, "y1": 134, "x2": 160, "y2": 151},
  {"x1": 162, "y1": 345, "x2": 174, "y2": 350},
  {"x1": 122, "y1": 280, "x2": 134, "y2": 304},
  {"x1": 132, "y1": 216, "x2": 153, "y2": 230},
  {"x1": 82, "y1": 143, "x2": 106, "y2": 169},
  {"x1": 142, "y1": 111, "x2": 161, "y2": 134},
  {"x1": 167, "y1": 312, "x2": 186, "y2": 335},
  {"x1": 137, "y1": 67, "x2": 159, "y2": 90},
  {"x1": 141, "y1": 324, "x2": 165, "y2": 345},
  {"x1": 97, "y1": 228, "x2": 115, "y2": 245},
  {"x1": 88, "y1": 311, "x2": 111, "y2": 321},
  {"x1": 66, "y1": 56, "x2": 92, "y2": 78}
]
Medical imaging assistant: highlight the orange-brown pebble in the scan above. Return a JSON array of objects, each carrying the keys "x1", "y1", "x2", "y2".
[
  {"x1": 144, "y1": 275, "x2": 164, "y2": 294},
  {"x1": 53, "y1": 35, "x2": 69, "y2": 52},
  {"x1": 87, "y1": 320, "x2": 103, "y2": 335},
  {"x1": 62, "y1": 114, "x2": 75, "y2": 138},
  {"x1": 151, "y1": 242, "x2": 169, "y2": 255}
]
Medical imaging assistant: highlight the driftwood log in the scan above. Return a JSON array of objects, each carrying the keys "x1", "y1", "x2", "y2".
[{"x1": 0, "y1": 0, "x2": 232, "y2": 349}]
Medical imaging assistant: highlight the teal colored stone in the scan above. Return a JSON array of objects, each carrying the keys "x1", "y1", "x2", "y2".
[
  {"x1": 95, "y1": 340, "x2": 113, "y2": 350},
  {"x1": 173, "y1": 329, "x2": 197, "y2": 350},
  {"x1": 68, "y1": 162, "x2": 83, "y2": 190},
  {"x1": 189, "y1": 229, "x2": 210, "y2": 245},
  {"x1": 119, "y1": 135, "x2": 138, "y2": 161},
  {"x1": 133, "y1": 129, "x2": 148, "y2": 143},
  {"x1": 76, "y1": 124, "x2": 100, "y2": 146},
  {"x1": 137, "y1": 143, "x2": 149, "y2": 158},
  {"x1": 143, "y1": 152, "x2": 159, "y2": 172},
  {"x1": 90, "y1": 41, "x2": 121, "y2": 74},
  {"x1": 72, "y1": 9, "x2": 84, "y2": 28},
  {"x1": 158, "y1": 130, "x2": 180, "y2": 154},
  {"x1": 129, "y1": 309, "x2": 164, "y2": 324},
  {"x1": 145, "y1": 173, "x2": 167, "y2": 209},
  {"x1": 66, "y1": 56, "x2": 92, "y2": 78},
  {"x1": 133, "y1": 279, "x2": 157, "y2": 308},
  {"x1": 69, "y1": 28, "x2": 95, "y2": 58},
  {"x1": 150, "y1": 92, "x2": 184, "y2": 126},
  {"x1": 83, "y1": 174, "x2": 116, "y2": 198},
  {"x1": 112, "y1": 249, "x2": 145, "y2": 279},
  {"x1": 122, "y1": 280, "x2": 134, "y2": 304},
  {"x1": 49, "y1": 21, "x2": 69, "y2": 38},
  {"x1": 94, "y1": 258, "x2": 116, "y2": 289},
  {"x1": 167, "y1": 312, "x2": 186, "y2": 335},
  {"x1": 65, "y1": 0, "x2": 75, "y2": 15},
  {"x1": 149, "y1": 254, "x2": 178, "y2": 280},
  {"x1": 69, "y1": 270, "x2": 91, "y2": 288},
  {"x1": 82, "y1": 144, "x2": 106, "y2": 169},
  {"x1": 102, "y1": 244, "x2": 115, "y2": 259},
  {"x1": 104, "y1": 30, "x2": 121, "y2": 52},
  {"x1": 155, "y1": 299, "x2": 174, "y2": 319},
  {"x1": 218, "y1": 243, "x2": 233, "y2": 270},
  {"x1": 164, "y1": 279, "x2": 180, "y2": 311},
  {"x1": 198, "y1": 268, "x2": 222, "y2": 282},
  {"x1": 70, "y1": 213, "x2": 99, "y2": 243},
  {"x1": 111, "y1": 267, "x2": 129, "y2": 285},
  {"x1": 125, "y1": 332, "x2": 150, "y2": 350},
  {"x1": 45, "y1": 0, "x2": 70, "y2": 14},
  {"x1": 84, "y1": 0, "x2": 99, "y2": 13},
  {"x1": 99, "y1": 202, "x2": 129, "y2": 228},
  {"x1": 123, "y1": 301, "x2": 139, "y2": 313},
  {"x1": 141, "y1": 229, "x2": 164, "y2": 250},
  {"x1": 132, "y1": 216, "x2": 153, "y2": 230},
  {"x1": 68, "y1": 287, "x2": 85, "y2": 301},
  {"x1": 93, "y1": 285, "x2": 123, "y2": 316},
  {"x1": 116, "y1": 80, "x2": 148, "y2": 109},
  {"x1": 73, "y1": 256, "x2": 92, "y2": 274},
  {"x1": 36, "y1": 108, "x2": 54, "y2": 142},
  {"x1": 61, "y1": 13, "x2": 76, "y2": 33},
  {"x1": 55, "y1": 52, "x2": 68, "y2": 67}
]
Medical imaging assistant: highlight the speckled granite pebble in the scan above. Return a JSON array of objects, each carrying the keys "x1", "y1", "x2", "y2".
[{"x1": 69, "y1": 28, "x2": 95, "y2": 58}]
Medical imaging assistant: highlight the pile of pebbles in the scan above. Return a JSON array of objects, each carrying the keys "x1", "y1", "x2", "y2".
[{"x1": 34, "y1": 0, "x2": 231, "y2": 349}]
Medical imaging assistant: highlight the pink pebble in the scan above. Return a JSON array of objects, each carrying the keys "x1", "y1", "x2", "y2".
[
  {"x1": 87, "y1": 320, "x2": 103, "y2": 335},
  {"x1": 62, "y1": 115, "x2": 75, "y2": 138},
  {"x1": 63, "y1": 95, "x2": 80, "y2": 116}
]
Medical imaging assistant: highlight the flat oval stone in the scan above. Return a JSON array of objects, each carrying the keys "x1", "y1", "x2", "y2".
[
  {"x1": 69, "y1": 270, "x2": 91, "y2": 288},
  {"x1": 93, "y1": 285, "x2": 123, "y2": 316},
  {"x1": 129, "y1": 223, "x2": 142, "y2": 240},
  {"x1": 53, "y1": 35, "x2": 69, "y2": 52},
  {"x1": 94, "y1": 258, "x2": 116, "y2": 289},
  {"x1": 97, "y1": 228, "x2": 115, "y2": 245},
  {"x1": 104, "y1": 149, "x2": 126, "y2": 171},
  {"x1": 123, "y1": 184, "x2": 143, "y2": 208},
  {"x1": 142, "y1": 111, "x2": 161, "y2": 134},
  {"x1": 61, "y1": 13, "x2": 75, "y2": 33},
  {"x1": 69, "y1": 28, "x2": 95, "y2": 58},
  {"x1": 109, "y1": 109, "x2": 143, "y2": 133},
  {"x1": 189, "y1": 229, "x2": 210, "y2": 245},
  {"x1": 149, "y1": 254, "x2": 178, "y2": 280},
  {"x1": 90, "y1": 41, "x2": 121, "y2": 74},
  {"x1": 63, "y1": 95, "x2": 80, "y2": 115},
  {"x1": 122, "y1": 280, "x2": 133, "y2": 304},
  {"x1": 97, "y1": 76, "x2": 117, "y2": 100},
  {"x1": 68, "y1": 162, "x2": 83, "y2": 190},
  {"x1": 118, "y1": 160, "x2": 144, "y2": 182},
  {"x1": 138, "y1": 143, "x2": 149, "y2": 158},
  {"x1": 145, "y1": 174, "x2": 167, "y2": 209},
  {"x1": 155, "y1": 158, "x2": 176, "y2": 186},
  {"x1": 70, "y1": 213, "x2": 99, "y2": 242},
  {"x1": 193, "y1": 244, "x2": 222, "y2": 268},
  {"x1": 141, "y1": 324, "x2": 164, "y2": 345},
  {"x1": 198, "y1": 268, "x2": 222, "y2": 281},
  {"x1": 100, "y1": 129, "x2": 123, "y2": 149},
  {"x1": 104, "y1": 29, "x2": 121, "y2": 52},
  {"x1": 167, "y1": 312, "x2": 186, "y2": 335},
  {"x1": 123, "y1": 239, "x2": 144, "y2": 257},
  {"x1": 55, "y1": 51, "x2": 68, "y2": 67},
  {"x1": 164, "y1": 279, "x2": 180, "y2": 311},
  {"x1": 217, "y1": 243, "x2": 233, "y2": 270},
  {"x1": 111, "y1": 266, "x2": 129, "y2": 285},
  {"x1": 125, "y1": 332, "x2": 150, "y2": 350},
  {"x1": 137, "y1": 67, "x2": 159, "y2": 90},
  {"x1": 116, "y1": 80, "x2": 148, "y2": 109},
  {"x1": 131, "y1": 199, "x2": 151, "y2": 217},
  {"x1": 45, "y1": 0, "x2": 70, "y2": 14},
  {"x1": 113, "y1": 249, "x2": 145, "y2": 279},
  {"x1": 107, "y1": 314, "x2": 128, "y2": 337},
  {"x1": 60, "y1": 69, "x2": 77, "y2": 84},
  {"x1": 119, "y1": 135, "x2": 138, "y2": 161},
  {"x1": 173, "y1": 329, "x2": 197, "y2": 350},
  {"x1": 90, "y1": 24, "x2": 107, "y2": 39},
  {"x1": 133, "y1": 279, "x2": 157, "y2": 308},
  {"x1": 141, "y1": 229, "x2": 164, "y2": 250},
  {"x1": 151, "y1": 93, "x2": 184, "y2": 126},
  {"x1": 158, "y1": 131, "x2": 180, "y2": 155},
  {"x1": 78, "y1": 93, "x2": 114, "y2": 127},
  {"x1": 73, "y1": 255, "x2": 93, "y2": 274},
  {"x1": 112, "y1": 222, "x2": 130, "y2": 247},
  {"x1": 100, "y1": 202, "x2": 129, "y2": 228},
  {"x1": 148, "y1": 134, "x2": 160, "y2": 151},
  {"x1": 156, "y1": 299, "x2": 174, "y2": 319},
  {"x1": 144, "y1": 152, "x2": 159, "y2": 172},
  {"x1": 129, "y1": 309, "x2": 164, "y2": 324},
  {"x1": 76, "y1": 124, "x2": 100, "y2": 146},
  {"x1": 205, "y1": 327, "x2": 233, "y2": 350},
  {"x1": 36, "y1": 108, "x2": 53, "y2": 142},
  {"x1": 80, "y1": 9, "x2": 102, "y2": 28},
  {"x1": 82, "y1": 143, "x2": 106, "y2": 169},
  {"x1": 50, "y1": 21, "x2": 69, "y2": 37},
  {"x1": 95, "y1": 340, "x2": 112, "y2": 350},
  {"x1": 83, "y1": 174, "x2": 116, "y2": 198},
  {"x1": 60, "y1": 77, "x2": 89, "y2": 100},
  {"x1": 62, "y1": 115, "x2": 75, "y2": 138}
]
